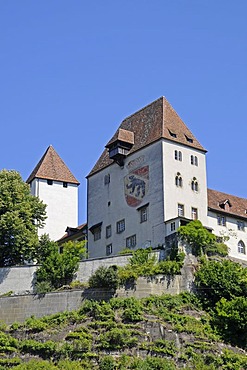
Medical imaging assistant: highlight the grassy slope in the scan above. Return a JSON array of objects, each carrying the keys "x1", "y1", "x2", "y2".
[{"x1": 0, "y1": 293, "x2": 246, "y2": 369}]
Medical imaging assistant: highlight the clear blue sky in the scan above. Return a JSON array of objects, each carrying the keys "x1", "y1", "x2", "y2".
[{"x1": 1, "y1": 1, "x2": 247, "y2": 224}]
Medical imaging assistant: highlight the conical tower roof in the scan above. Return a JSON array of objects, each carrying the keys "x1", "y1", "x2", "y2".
[
  {"x1": 88, "y1": 96, "x2": 206, "y2": 176},
  {"x1": 27, "y1": 145, "x2": 79, "y2": 185}
]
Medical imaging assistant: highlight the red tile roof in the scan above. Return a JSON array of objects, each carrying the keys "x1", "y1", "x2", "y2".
[
  {"x1": 27, "y1": 145, "x2": 79, "y2": 185},
  {"x1": 208, "y1": 188, "x2": 247, "y2": 220},
  {"x1": 88, "y1": 97, "x2": 206, "y2": 176}
]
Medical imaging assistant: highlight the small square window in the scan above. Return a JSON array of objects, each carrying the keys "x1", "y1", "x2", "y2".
[
  {"x1": 237, "y1": 221, "x2": 245, "y2": 231},
  {"x1": 171, "y1": 222, "x2": 176, "y2": 232},
  {"x1": 104, "y1": 174, "x2": 110, "y2": 185},
  {"x1": 63, "y1": 182, "x2": 68, "y2": 188},
  {"x1": 106, "y1": 225, "x2": 112, "y2": 238},
  {"x1": 117, "y1": 219, "x2": 125, "y2": 233},
  {"x1": 191, "y1": 207, "x2": 198, "y2": 220},
  {"x1": 178, "y1": 204, "x2": 184, "y2": 217},
  {"x1": 217, "y1": 215, "x2": 226, "y2": 226},
  {"x1": 106, "y1": 244, "x2": 113, "y2": 256},
  {"x1": 140, "y1": 206, "x2": 148, "y2": 223},
  {"x1": 126, "y1": 235, "x2": 136, "y2": 248},
  {"x1": 47, "y1": 179, "x2": 53, "y2": 185}
]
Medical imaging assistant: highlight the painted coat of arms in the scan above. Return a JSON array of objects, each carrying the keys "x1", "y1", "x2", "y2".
[{"x1": 124, "y1": 166, "x2": 149, "y2": 207}]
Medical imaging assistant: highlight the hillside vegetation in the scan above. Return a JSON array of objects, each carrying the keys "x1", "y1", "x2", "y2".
[{"x1": 0, "y1": 221, "x2": 246, "y2": 369}]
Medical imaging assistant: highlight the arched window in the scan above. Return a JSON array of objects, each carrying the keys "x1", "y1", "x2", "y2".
[
  {"x1": 194, "y1": 156, "x2": 198, "y2": 166},
  {"x1": 191, "y1": 155, "x2": 194, "y2": 165},
  {"x1": 174, "y1": 150, "x2": 178, "y2": 160},
  {"x1": 238, "y1": 240, "x2": 246, "y2": 254},
  {"x1": 191, "y1": 177, "x2": 198, "y2": 192},
  {"x1": 175, "y1": 172, "x2": 182, "y2": 187},
  {"x1": 178, "y1": 151, "x2": 182, "y2": 161}
]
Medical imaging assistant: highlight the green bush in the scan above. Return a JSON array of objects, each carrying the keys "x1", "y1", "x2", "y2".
[
  {"x1": 98, "y1": 327, "x2": 138, "y2": 350},
  {"x1": 99, "y1": 356, "x2": 116, "y2": 370},
  {"x1": 88, "y1": 265, "x2": 119, "y2": 290}
]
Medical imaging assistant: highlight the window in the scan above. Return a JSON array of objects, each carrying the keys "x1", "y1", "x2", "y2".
[
  {"x1": 63, "y1": 182, "x2": 68, "y2": 188},
  {"x1": 106, "y1": 244, "x2": 113, "y2": 256},
  {"x1": 47, "y1": 179, "x2": 53, "y2": 185},
  {"x1": 175, "y1": 173, "x2": 183, "y2": 187},
  {"x1": 116, "y1": 219, "x2": 125, "y2": 233},
  {"x1": 191, "y1": 207, "x2": 198, "y2": 220},
  {"x1": 178, "y1": 204, "x2": 184, "y2": 217},
  {"x1": 237, "y1": 221, "x2": 245, "y2": 231},
  {"x1": 90, "y1": 223, "x2": 102, "y2": 241},
  {"x1": 238, "y1": 240, "x2": 246, "y2": 254},
  {"x1": 191, "y1": 178, "x2": 198, "y2": 192},
  {"x1": 174, "y1": 150, "x2": 182, "y2": 161},
  {"x1": 140, "y1": 205, "x2": 148, "y2": 223},
  {"x1": 217, "y1": 215, "x2": 226, "y2": 226},
  {"x1": 191, "y1": 155, "x2": 198, "y2": 166},
  {"x1": 104, "y1": 174, "x2": 110, "y2": 185},
  {"x1": 93, "y1": 227, "x2": 101, "y2": 241},
  {"x1": 106, "y1": 225, "x2": 112, "y2": 238},
  {"x1": 126, "y1": 234, "x2": 136, "y2": 248},
  {"x1": 185, "y1": 135, "x2": 193, "y2": 143},
  {"x1": 171, "y1": 222, "x2": 176, "y2": 232},
  {"x1": 168, "y1": 129, "x2": 177, "y2": 138}
]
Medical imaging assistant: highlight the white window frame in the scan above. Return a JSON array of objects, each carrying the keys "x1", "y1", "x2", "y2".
[
  {"x1": 126, "y1": 234, "x2": 136, "y2": 248},
  {"x1": 237, "y1": 220, "x2": 245, "y2": 231},
  {"x1": 116, "y1": 219, "x2": 125, "y2": 233},
  {"x1": 217, "y1": 215, "x2": 226, "y2": 226},
  {"x1": 106, "y1": 244, "x2": 113, "y2": 256},
  {"x1": 178, "y1": 204, "x2": 184, "y2": 217},
  {"x1": 106, "y1": 225, "x2": 112, "y2": 238},
  {"x1": 238, "y1": 240, "x2": 245, "y2": 254},
  {"x1": 191, "y1": 207, "x2": 198, "y2": 220}
]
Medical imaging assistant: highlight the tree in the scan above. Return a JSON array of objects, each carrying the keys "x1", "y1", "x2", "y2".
[
  {"x1": 0, "y1": 170, "x2": 46, "y2": 266},
  {"x1": 195, "y1": 259, "x2": 247, "y2": 307},
  {"x1": 35, "y1": 237, "x2": 86, "y2": 291},
  {"x1": 178, "y1": 220, "x2": 228, "y2": 256}
]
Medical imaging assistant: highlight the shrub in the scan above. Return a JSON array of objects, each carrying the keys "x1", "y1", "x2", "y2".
[{"x1": 88, "y1": 265, "x2": 119, "y2": 290}]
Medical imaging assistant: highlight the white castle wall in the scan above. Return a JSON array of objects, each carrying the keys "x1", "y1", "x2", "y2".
[
  {"x1": 87, "y1": 142, "x2": 166, "y2": 258},
  {"x1": 162, "y1": 140, "x2": 208, "y2": 226},
  {"x1": 207, "y1": 210, "x2": 247, "y2": 261}
]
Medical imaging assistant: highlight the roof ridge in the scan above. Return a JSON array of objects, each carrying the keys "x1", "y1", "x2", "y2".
[{"x1": 122, "y1": 96, "x2": 165, "y2": 123}]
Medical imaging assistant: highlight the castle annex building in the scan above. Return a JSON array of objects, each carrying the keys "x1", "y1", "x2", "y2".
[
  {"x1": 27, "y1": 145, "x2": 79, "y2": 241},
  {"x1": 87, "y1": 97, "x2": 247, "y2": 262}
]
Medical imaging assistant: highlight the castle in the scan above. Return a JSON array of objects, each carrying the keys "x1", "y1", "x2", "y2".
[{"x1": 28, "y1": 97, "x2": 247, "y2": 262}]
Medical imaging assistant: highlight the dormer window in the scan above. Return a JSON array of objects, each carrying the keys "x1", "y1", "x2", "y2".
[
  {"x1": 168, "y1": 129, "x2": 177, "y2": 138},
  {"x1": 219, "y1": 199, "x2": 232, "y2": 210},
  {"x1": 185, "y1": 135, "x2": 193, "y2": 143},
  {"x1": 106, "y1": 128, "x2": 134, "y2": 166}
]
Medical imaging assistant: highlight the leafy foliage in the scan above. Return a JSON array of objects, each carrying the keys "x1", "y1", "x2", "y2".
[
  {"x1": 0, "y1": 170, "x2": 46, "y2": 266},
  {"x1": 178, "y1": 220, "x2": 228, "y2": 257},
  {"x1": 194, "y1": 259, "x2": 247, "y2": 306},
  {"x1": 88, "y1": 265, "x2": 119, "y2": 290},
  {"x1": 35, "y1": 237, "x2": 86, "y2": 291},
  {"x1": 118, "y1": 247, "x2": 185, "y2": 285}
]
